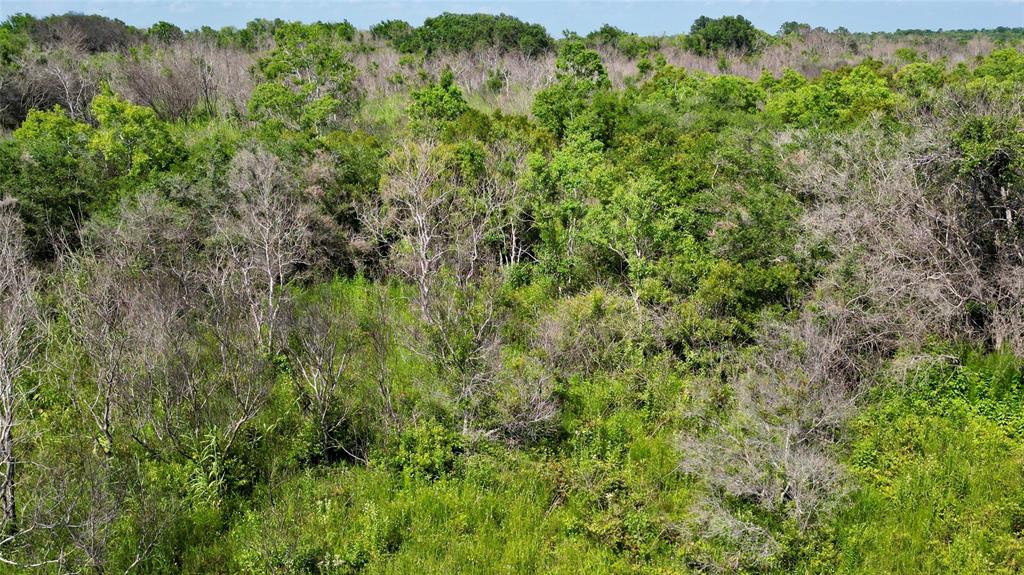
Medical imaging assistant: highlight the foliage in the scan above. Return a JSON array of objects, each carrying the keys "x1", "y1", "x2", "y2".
[
  {"x1": 805, "y1": 352, "x2": 1024, "y2": 574},
  {"x1": 408, "y1": 69, "x2": 470, "y2": 127},
  {"x1": 0, "y1": 12, "x2": 1022, "y2": 575},
  {"x1": 147, "y1": 20, "x2": 184, "y2": 43},
  {"x1": 766, "y1": 64, "x2": 900, "y2": 127},
  {"x1": 684, "y1": 15, "x2": 764, "y2": 56},
  {"x1": 88, "y1": 87, "x2": 183, "y2": 180},
  {"x1": 29, "y1": 12, "x2": 138, "y2": 52},
  {"x1": 379, "y1": 420, "x2": 464, "y2": 481},
  {"x1": 532, "y1": 39, "x2": 611, "y2": 138},
  {"x1": 370, "y1": 19, "x2": 413, "y2": 43},
  {"x1": 1, "y1": 106, "x2": 99, "y2": 256},
  {"x1": 390, "y1": 13, "x2": 553, "y2": 57},
  {"x1": 249, "y1": 22, "x2": 360, "y2": 133},
  {"x1": 585, "y1": 24, "x2": 659, "y2": 58}
]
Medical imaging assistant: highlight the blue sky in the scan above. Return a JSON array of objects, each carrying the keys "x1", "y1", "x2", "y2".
[{"x1": 2, "y1": 1, "x2": 1022, "y2": 35}]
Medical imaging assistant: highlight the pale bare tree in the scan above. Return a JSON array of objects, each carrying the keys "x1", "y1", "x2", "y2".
[
  {"x1": 210, "y1": 148, "x2": 315, "y2": 353},
  {"x1": 360, "y1": 140, "x2": 446, "y2": 309},
  {"x1": 58, "y1": 194, "x2": 200, "y2": 458},
  {"x1": 360, "y1": 139, "x2": 547, "y2": 437},
  {"x1": 197, "y1": 148, "x2": 317, "y2": 454},
  {"x1": 365, "y1": 287, "x2": 399, "y2": 432},
  {"x1": 17, "y1": 43, "x2": 100, "y2": 121},
  {"x1": 360, "y1": 138, "x2": 529, "y2": 306},
  {"x1": 0, "y1": 201, "x2": 40, "y2": 531},
  {"x1": 111, "y1": 39, "x2": 256, "y2": 120},
  {"x1": 289, "y1": 295, "x2": 364, "y2": 459},
  {"x1": 787, "y1": 94, "x2": 1024, "y2": 354}
]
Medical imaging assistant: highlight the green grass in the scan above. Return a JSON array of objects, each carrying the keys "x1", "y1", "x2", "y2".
[
  {"x1": 223, "y1": 453, "x2": 661, "y2": 574},
  {"x1": 357, "y1": 94, "x2": 411, "y2": 138},
  {"x1": 801, "y1": 351, "x2": 1024, "y2": 574}
]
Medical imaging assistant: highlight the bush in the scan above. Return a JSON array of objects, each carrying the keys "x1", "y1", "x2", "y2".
[
  {"x1": 370, "y1": 19, "x2": 413, "y2": 43},
  {"x1": 767, "y1": 64, "x2": 900, "y2": 127},
  {"x1": 585, "y1": 24, "x2": 657, "y2": 58},
  {"x1": 684, "y1": 15, "x2": 763, "y2": 56},
  {"x1": 813, "y1": 352, "x2": 1024, "y2": 574},
  {"x1": 390, "y1": 13, "x2": 553, "y2": 57},
  {"x1": 380, "y1": 421, "x2": 464, "y2": 481},
  {"x1": 88, "y1": 88, "x2": 183, "y2": 180},
  {"x1": 147, "y1": 20, "x2": 183, "y2": 43},
  {"x1": 249, "y1": 22, "x2": 360, "y2": 133},
  {"x1": 408, "y1": 69, "x2": 470, "y2": 126},
  {"x1": 893, "y1": 61, "x2": 946, "y2": 97},
  {"x1": 1, "y1": 105, "x2": 99, "y2": 256},
  {"x1": 532, "y1": 40, "x2": 610, "y2": 138}
]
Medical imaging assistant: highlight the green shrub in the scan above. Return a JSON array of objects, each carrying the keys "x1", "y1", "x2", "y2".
[
  {"x1": 249, "y1": 22, "x2": 360, "y2": 133},
  {"x1": 684, "y1": 15, "x2": 764, "y2": 55},
  {"x1": 1, "y1": 106, "x2": 100, "y2": 256},
  {"x1": 767, "y1": 64, "x2": 900, "y2": 127},
  {"x1": 390, "y1": 13, "x2": 553, "y2": 57},
  {"x1": 893, "y1": 61, "x2": 946, "y2": 97},
  {"x1": 408, "y1": 68, "x2": 470, "y2": 126},
  {"x1": 810, "y1": 352, "x2": 1024, "y2": 574},
  {"x1": 380, "y1": 420, "x2": 464, "y2": 481}
]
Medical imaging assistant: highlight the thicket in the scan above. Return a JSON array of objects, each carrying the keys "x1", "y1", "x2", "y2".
[
  {"x1": 371, "y1": 13, "x2": 553, "y2": 57},
  {"x1": 684, "y1": 15, "x2": 765, "y2": 56},
  {"x1": 0, "y1": 10, "x2": 1021, "y2": 575}
]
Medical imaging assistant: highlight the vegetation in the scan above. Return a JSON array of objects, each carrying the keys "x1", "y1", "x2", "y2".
[
  {"x1": 684, "y1": 15, "x2": 765, "y2": 55},
  {"x1": 373, "y1": 13, "x2": 553, "y2": 57},
  {"x1": 0, "y1": 10, "x2": 1021, "y2": 574}
]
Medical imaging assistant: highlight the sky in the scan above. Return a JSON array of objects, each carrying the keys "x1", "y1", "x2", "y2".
[{"x1": 2, "y1": 1, "x2": 1022, "y2": 36}]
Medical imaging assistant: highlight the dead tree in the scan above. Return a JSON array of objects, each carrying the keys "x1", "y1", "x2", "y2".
[
  {"x1": 210, "y1": 148, "x2": 315, "y2": 353},
  {"x1": 59, "y1": 194, "x2": 201, "y2": 457},
  {"x1": 0, "y1": 202, "x2": 40, "y2": 531},
  {"x1": 17, "y1": 43, "x2": 99, "y2": 121},
  {"x1": 360, "y1": 140, "x2": 446, "y2": 310},
  {"x1": 289, "y1": 294, "x2": 364, "y2": 459},
  {"x1": 360, "y1": 140, "x2": 543, "y2": 438},
  {"x1": 201, "y1": 148, "x2": 316, "y2": 453}
]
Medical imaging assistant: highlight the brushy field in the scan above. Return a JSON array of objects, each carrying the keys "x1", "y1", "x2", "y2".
[{"x1": 0, "y1": 11, "x2": 1022, "y2": 574}]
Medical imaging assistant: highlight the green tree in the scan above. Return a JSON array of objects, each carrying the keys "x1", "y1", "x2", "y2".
[
  {"x1": 390, "y1": 13, "x2": 553, "y2": 56},
  {"x1": 767, "y1": 64, "x2": 900, "y2": 127},
  {"x1": 147, "y1": 20, "x2": 183, "y2": 43},
  {"x1": 249, "y1": 22, "x2": 360, "y2": 134},
  {"x1": 88, "y1": 88, "x2": 183, "y2": 181},
  {"x1": 778, "y1": 21, "x2": 811, "y2": 36},
  {"x1": 409, "y1": 69, "x2": 470, "y2": 127},
  {"x1": 684, "y1": 15, "x2": 763, "y2": 55},
  {"x1": 532, "y1": 40, "x2": 611, "y2": 138},
  {"x1": 0, "y1": 106, "x2": 98, "y2": 256}
]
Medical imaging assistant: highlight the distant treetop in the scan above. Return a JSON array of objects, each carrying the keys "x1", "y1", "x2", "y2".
[
  {"x1": 372, "y1": 13, "x2": 554, "y2": 57},
  {"x1": 684, "y1": 15, "x2": 765, "y2": 56}
]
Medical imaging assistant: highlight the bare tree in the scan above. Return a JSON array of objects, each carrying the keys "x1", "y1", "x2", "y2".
[
  {"x1": 360, "y1": 137, "x2": 530, "y2": 298},
  {"x1": 677, "y1": 303, "x2": 864, "y2": 570},
  {"x1": 787, "y1": 94, "x2": 1024, "y2": 354},
  {"x1": 112, "y1": 39, "x2": 256, "y2": 120},
  {"x1": 678, "y1": 90, "x2": 1024, "y2": 572},
  {"x1": 489, "y1": 355, "x2": 559, "y2": 445},
  {"x1": 0, "y1": 201, "x2": 39, "y2": 531},
  {"x1": 210, "y1": 148, "x2": 315, "y2": 353},
  {"x1": 17, "y1": 43, "x2": 100, "y2": 121},
  {"x1": 359, "y1": 139, "x2": 546, "y2": 438},
  {"x1": 289, "y1": 294, "x2": 364, "y2": 460},
  {"x1": 58, "y1": 194, "x2": 201, "y2": 458},
  {"x1": 196, "y1": 148, "x2": 317, "y2": 454},
  {"x1": 360, "y1": 140, "x2": 446, "y2": 309}
]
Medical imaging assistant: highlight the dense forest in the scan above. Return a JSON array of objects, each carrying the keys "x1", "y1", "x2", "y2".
[{"x1": 0, "y1": 10, "x2": 1022, "y2": 574}]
